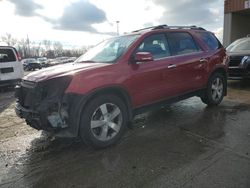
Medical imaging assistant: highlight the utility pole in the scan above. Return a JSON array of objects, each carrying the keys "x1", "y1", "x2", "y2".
[
  {"x1": 116, "y1": 21, "x2": 120, "y2": 36},
  {"x1": 27, "y1": 35, "x2": 30, "y2": 58}
]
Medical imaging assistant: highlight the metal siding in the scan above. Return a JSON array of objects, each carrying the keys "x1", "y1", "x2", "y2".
[{"x1": 225, "y1": 0, "x2": 248, "y2": 13}]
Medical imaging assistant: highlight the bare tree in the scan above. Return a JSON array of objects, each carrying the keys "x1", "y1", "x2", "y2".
[
  {"x1": 53, "y1": 41, "x2": 63, "y2": 57},
  {"x1": 42, "y1": 40, "x2": 51, "y2": 51},
  {"x1": 1, "y1": 33, "x2": 17, "y2": 46},
  {"x1": 1, "y1": 33, "x2": 83, "y2": 59},
  {"x1": 36, "y1": 42, "x2": 42, "y2": 57},
  {"x1": 17, "y1": 38, "x2": 29, "y2": 58}
]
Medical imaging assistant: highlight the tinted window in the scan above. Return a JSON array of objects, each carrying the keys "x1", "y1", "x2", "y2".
[
  {"x1": 136, "y1": 34, "x2": 170, "y2": 59},
  {"x1": 196, "y1": 32, "x2": 220, "y2": 50},
  {"x1": 167, "y1": 32, "x2": 200, "y2": 56},
  {"x1": 0, "y1": 49, "x2": 16, "y2": 62}
]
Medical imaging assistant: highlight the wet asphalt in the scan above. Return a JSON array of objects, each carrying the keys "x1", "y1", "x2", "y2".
[{"x1": 0, "y1": 80, "x2": 250, "y2": 188}]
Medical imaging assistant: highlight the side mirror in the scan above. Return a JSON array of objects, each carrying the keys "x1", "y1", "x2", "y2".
[{"x1": 133, "y1": 52, "x2": 153, "y2": 64}]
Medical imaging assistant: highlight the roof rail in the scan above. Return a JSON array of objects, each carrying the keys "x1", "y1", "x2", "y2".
[
  {"x1": 132, "y1": 25, "x2": 206, "y2": 33},
  {"x1": 159, "y1": 25, "x2": 206, "y2": 31},
  {"x1": 132, "y1": 25, "x2": 168, "y2": 32}
]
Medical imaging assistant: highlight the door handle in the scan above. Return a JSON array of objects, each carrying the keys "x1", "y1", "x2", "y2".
[
  {"x1": 200, "y1": 58, "x2": 208, "y2": 64},
  {"x1": 167, "y1": 64, "x2": 177, "y2": 69}
]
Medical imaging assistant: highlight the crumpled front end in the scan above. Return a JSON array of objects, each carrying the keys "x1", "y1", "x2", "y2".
[{"x1": 15, "y1": 76, "x2": 83, "y2": 137}]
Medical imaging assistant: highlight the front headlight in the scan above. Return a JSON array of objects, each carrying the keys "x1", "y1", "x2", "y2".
[
  {"x1": 240, "y1": 56, "x2": 250, "y2": 68},
  {"x1": 40, "y1": 75, "x2": 73, "y2": 100}
]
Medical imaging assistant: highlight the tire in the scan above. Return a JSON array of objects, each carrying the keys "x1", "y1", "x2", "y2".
[
  {"x1": 201, "y1": 72, "x2": 226, "y2": 106},
  {"x1": 79, "y1": 94, "x2": 128, "y2": 149}
]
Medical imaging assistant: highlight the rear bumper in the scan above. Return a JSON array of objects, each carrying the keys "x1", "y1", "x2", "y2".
[
  {"x1": 0, "y1": 79, "x2": 21, "y2": 87},
  {"x1": 228, "y1": 67, "x2": 250, "y2": 79}
]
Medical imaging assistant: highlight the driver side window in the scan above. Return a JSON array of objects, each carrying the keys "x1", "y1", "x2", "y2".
[{"x1": 136, "y1": 34, "x2": 170, "y2": 59}]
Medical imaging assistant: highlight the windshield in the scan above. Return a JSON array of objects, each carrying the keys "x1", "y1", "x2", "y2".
[
  {"x1": 75, "y1": 35, "x2": 139, "y2": 63},
  {"x1": 28, "y1": 59, "x2": 36, "y2": 63},
  {"x1": 226, "y1": 38, "x2": 250, "y2": 52}
]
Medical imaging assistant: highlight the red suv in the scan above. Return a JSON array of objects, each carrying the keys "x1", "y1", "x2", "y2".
[{"x1": 15, "y1": 25, "x2": 228, "y2": 148}]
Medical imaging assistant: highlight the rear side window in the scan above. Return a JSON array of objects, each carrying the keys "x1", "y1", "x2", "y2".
[
  {"x1": 196, "y1": 32, "x2": 221, "y2": 50},
  {"x1": 167, "y1": 32, "x2": 200, "y2": 56},
  {"x1": 0, "y1": 49, "x2": 16, "y2": 62}
]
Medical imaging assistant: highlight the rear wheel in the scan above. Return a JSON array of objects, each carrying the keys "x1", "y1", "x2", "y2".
[
  {"x1": 79, "y1": 94, "x2": 128, "y2": 149},
  {"x1": 201, "y1": 72, "x2": 226, "y2": 106}
]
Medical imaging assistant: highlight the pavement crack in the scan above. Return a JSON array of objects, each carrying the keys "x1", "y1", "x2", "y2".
[
  {"x1": 181, "y1": 128, "x2": 250, "y2": 161},
  {"x1": 181, "y1": 155, "x2": 223, "y2": 187}
]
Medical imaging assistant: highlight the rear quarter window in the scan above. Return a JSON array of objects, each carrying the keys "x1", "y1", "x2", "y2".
[
  {"x1": 0, "y1": 49, "x2": 16, "y2": 62},
  {"x1": 196, "y1": 32, "x2": 221, "y2": 50}
]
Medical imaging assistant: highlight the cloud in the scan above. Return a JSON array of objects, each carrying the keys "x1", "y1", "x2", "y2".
[
  {"x1": 54, "y1": 0, "x2": 107, "y2": 33},
  {"x1": 5, "y1": 0, "x2": 112, "y2": 34},
  {"x1": 213, "y1": 27, "x2": 223, "y2": 42},
  {"x1": 143, "y1": 22, "x2": 154, "y2": 27},
  {"x1": 151, "y1": 0, "x2": 223, "y2": 29},
  {"x1": 8, "y1": 0, "x2": 43, "y2": 17}
]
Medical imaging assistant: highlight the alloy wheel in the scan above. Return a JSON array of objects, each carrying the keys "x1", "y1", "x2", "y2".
[
  {"x1": 90, "y1": 103, "x2": 122, "y2": 141},
  {"x1": 211, "y1": 77, "x2": 223, "y2": 102}
]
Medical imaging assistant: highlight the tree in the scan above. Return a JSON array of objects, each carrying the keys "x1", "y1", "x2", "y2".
[
  {"x1": 17, "y1": 38, "x2": 29, "y2": 58},
  {"x1": 1, "y1": 33, "x2": 84, "y2": 59},
  {"x1": 53, "y1": 41, "x2": 63, "y2": 57},
  {"x1": 42, "y1": 40, "x2": 51, "y2": 51},
  {"x1": 1, "y1": 33, "x2": 17, "y2": 46}
]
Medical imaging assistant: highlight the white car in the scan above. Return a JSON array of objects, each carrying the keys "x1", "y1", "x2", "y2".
[{"x1": 0, "y1": 46, "x2": 24, "y2": 87}]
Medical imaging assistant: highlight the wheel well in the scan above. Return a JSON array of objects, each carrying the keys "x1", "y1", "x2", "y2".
[
  {"x1": 211, "y1": 68, "x2": 227, "y2": 79},
  {"x1": 83, "y1": 87, "x2": 133, "y2": 121},
  {"x1": 209, "y1": 68, "x2": 228, "y2": 95}
]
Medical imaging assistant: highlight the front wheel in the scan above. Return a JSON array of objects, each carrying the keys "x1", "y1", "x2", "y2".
[
  {"x1": 201, "y1": 72, "x2": 226, "y2": 106},
  {"x1": 79, "y1": 94, "x2": 128, "y2": 149}
]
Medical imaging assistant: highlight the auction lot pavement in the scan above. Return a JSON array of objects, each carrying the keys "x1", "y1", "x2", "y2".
[{"x1": 0, "y1": 80, "x2": 250, "y2": 188}]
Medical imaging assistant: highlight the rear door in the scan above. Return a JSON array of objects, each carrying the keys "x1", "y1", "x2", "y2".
[
  {"x1": 0, "y1": 47, "x2": 24, "y2": 81},
  {"x1": 165, "y1": 32, "x2": 207, "y2": 93},
  {"x1": 195, "y1": 31, "x2": 226, "y2": 79}
]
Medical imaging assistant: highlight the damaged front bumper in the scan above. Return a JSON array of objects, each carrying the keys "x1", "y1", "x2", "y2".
[
  {"x1": 15, "y1": 77, "x2": 85, "y2": 137},
  {"x1": 15, "y1": 101, "x2": 68, "y2": 131}
]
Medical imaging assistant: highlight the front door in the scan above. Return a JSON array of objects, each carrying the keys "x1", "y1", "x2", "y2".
[{"x1": 127, "y1": 33, "x2": 174, "y2": 107}]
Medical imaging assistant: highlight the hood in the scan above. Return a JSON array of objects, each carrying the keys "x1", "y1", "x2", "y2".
[
  {"x1": 24, "y1": 62, "x2": 110, "y2": 82},
  {"x1": 227, "y1": 51, "x2": 250, "y2": 56}
]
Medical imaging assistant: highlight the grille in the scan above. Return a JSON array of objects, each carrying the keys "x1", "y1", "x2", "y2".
[
  {"x1": 21, "y1": 87, "x2": 33, "y2": 107},
  {"x1": 228, "y1": 56, "x2": 243, "y2": 67},
  {"x1": 247, "y1": 64, "x2": 250, "y2": 71},
  {"x1": 19, "y1": 80, "x2": 42, "y2": 108}
]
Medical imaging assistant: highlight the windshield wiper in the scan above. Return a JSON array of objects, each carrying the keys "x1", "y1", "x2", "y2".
[{"x1": 77, "y1": 60, "x2": 96, "y2": 63}]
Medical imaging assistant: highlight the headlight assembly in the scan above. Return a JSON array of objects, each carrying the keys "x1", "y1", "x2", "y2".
[{"x1": 240, "y1": 56, "x2": 250, "y2": 68}]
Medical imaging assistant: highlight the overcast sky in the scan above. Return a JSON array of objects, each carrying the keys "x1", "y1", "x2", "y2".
[{"x1": 0, "y1": 0, "x2": 224, "y2": 47}]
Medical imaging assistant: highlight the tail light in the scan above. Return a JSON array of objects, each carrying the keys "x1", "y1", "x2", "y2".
[{"x1": 17, "y1": 53, "x2": 22, "y2": 61}]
